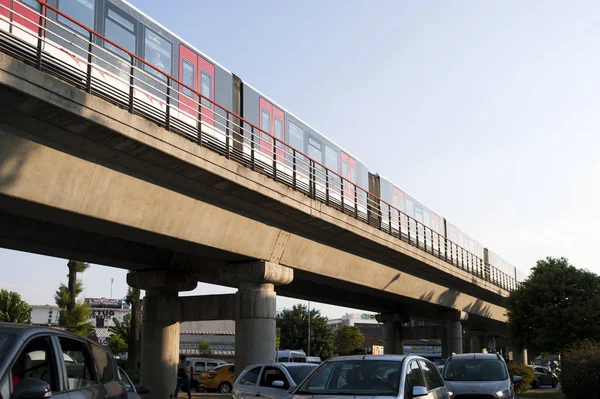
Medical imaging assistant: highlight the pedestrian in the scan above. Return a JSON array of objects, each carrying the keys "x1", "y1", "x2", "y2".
[{"x1": 172, "y1": 354, "x2": 192, "y2": 399}]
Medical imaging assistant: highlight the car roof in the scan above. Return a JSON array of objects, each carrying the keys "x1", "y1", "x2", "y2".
[
  {"x1": 448, "y1": 353, "x2": 502, "y2": 360},
  {"x1": 326, "y1": 355, "x2": 408, "y2": 362},
  {"x1": 0, "y1": 322, "x2": 100, "y2": 346}
]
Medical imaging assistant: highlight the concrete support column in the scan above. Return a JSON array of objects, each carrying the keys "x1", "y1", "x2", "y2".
[
  {"x1": 140, "y1": 290, "x2": 180, "y2": 399},
  {"x1": 219, "y1": 261, "x2": 293, "y2": 377},
  {"x1": 511, "y1": 348, "x2": 528, "y2": 365},
  {"x1": 236, "y1": 282, "x2": 277, "y2": 373},
  {"x1": 376, "y1": 313, "x2": 409, "y2": 355},
  {"x1": 443, "y1": 320, "x2": 463, "y2": 357}
]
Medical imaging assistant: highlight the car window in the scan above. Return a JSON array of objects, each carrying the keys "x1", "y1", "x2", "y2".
[
  {"x1": 0, "y1": 376, "x2": 9, "y2": 399},
  {"x1": 91, "y1": 344, "x2": 116, "y2": 384},
  {"x1": 285, "y1": 365, "x2": 318, "y2": 385},
  {"x1": 443, "y1": 358, "x2": 508, "y2": 382},
  {"x1": 208, "y1": 362, "x2": 219, "y2": 370},
  {"x1": 194, "y1": 362, "x2": 206, "y2": 372},
  {"x1": 417, "y1": 360, "x2": 444, "y2": 390},
  {"x1": 260, "y1": 366, "x2": 289, "y2": 389},
  {"x1": 228, "y1": 366, "x2": 235, "y2": 373},
  {"x1": 58, "y1": 337, "x2": 98, "y2": 390},
  {"x1": 12, "y1": 336, "x2": 60, "y2": 392},
  {"x1": 404, "y1": 360, "x2": 425, "y2": 397},
  {"x1": 119, "y1": 368, "x2": 135, "y2": 392},
  {"x1": 239, "y1": 367, "x2": 262, "y2": 385}
]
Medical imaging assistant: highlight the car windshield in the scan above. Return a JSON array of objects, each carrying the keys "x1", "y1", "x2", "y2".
[
  {"x1": 443, "y1": 358, "x2": 508, "y2": 381},
  {"x1": 0, "y1": 333, "x2": 12, "y2": 359},
  {"x1": 285, "y1": 365, "x2": 318, "y2": 384},
  {"x1": 296, "y1": 359, "x2": 403, "y2": 396}
]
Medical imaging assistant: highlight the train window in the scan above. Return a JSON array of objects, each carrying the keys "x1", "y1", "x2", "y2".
[
  {"x1": 18, "y1": 0, "x2": 41, "y2": 11},
  {"x1": 341, "y1": 158, "x2": 347, "y2": 177},
  {"x1": 405, "y1": 197, "x2": 414, "y2": 217},
  {"x1": 58, "y1": 0, "x2": 95, "y2": 36},
  {"x1": 201, "y1": 71, "x2": 212, "y2": 108},
  {"x1": 308, "y1": 137, "x2": 322, "y2": 162},
  {"x1": 274, "y1": 118, "x2": 283, "y2": 148},
  {"x1": 104, "y1": 7, "x2": 136, "y2": 60},
  {"x1": 423, "y1": 210, "x2": 431, "y2": 227},
  {"x1": 350, "y1": 164, "x2": 356, "y2": 182},
  {"x1": 181, "y1": 59, "x2": 194, "y2": 98},
  {"x1": 324, "y1": 145, "x2": 338, "y2": 173},
  {"x1": 414, "y1": 205, "x2": 423, "y2": 222},
  {"x1": 288, "y1": 122, "x2": 304, "y2": 151},
  {"x1": 261, "y1": 110, "x2": 271, "y2": 141},
  {"x1": 144, "y1": 28, "x2": 172, "y2": 79}
]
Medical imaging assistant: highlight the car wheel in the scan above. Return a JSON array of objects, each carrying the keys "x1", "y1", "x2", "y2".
[
  {"x1": 552, "y1": 378, "x2": 558, "y2": 388},
  {"x1": 219, "y1": 382, "x2": 232, "y2": 393}
]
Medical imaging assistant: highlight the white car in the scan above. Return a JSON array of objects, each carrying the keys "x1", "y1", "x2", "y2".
[{"x1": 234, "y1": 362, "x2": 318, "y2": 399}]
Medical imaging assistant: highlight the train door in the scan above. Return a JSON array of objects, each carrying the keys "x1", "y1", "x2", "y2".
[
  {"x1": 1, "y1": 0, "x2": 46, "y2": 39},
  {"x1": 178, "y1": 45, "x2": 215, "y2": 126},
  {"x1": 259, "y1": 98, "x2": 285, "y2": 161},
  {"x1": 341, "y1": 152, "x2": 357, "y2": 204}
]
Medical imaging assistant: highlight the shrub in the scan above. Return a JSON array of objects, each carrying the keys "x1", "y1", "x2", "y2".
[
  {"x1": 561, "y1": 340, "x2": 600, "y2": 399},
  {"x1": 507, "y1": 363, "x2": 536, "y2": 394}
]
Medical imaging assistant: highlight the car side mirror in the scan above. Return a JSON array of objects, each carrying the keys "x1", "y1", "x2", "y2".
[
  {"x1": 412, "y1": 386, "x2": 428, "y2": 397},
  {"x1": 513, "y1": 375, "x2": 523, "y2": 384},
  {"x1": 11, "y1": 378, "x2": 52, "y2": 399},
  {"x1": 271, "y1": 380, "x2": 285, "y2": 388},
  {"x1": 136, "y1": 386, "x2": 151, "y2": 395},
  {"x1": 288, "y1": 385, "x2": 297, "y2": 393}
]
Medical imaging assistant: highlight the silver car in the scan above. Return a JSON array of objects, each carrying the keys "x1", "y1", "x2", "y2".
[
  {"x1": 234, "y1": 362, "x2": 319, "y2": 399},
  {"x1": 442, "y1": 353, "x2": 522, "y2": 399},
  {"x1": 285, "y1": 355, "x2": 449, "y2": 399},
  {"x1": 118, "y1": 367, "x2": 150, "y2": 399}
]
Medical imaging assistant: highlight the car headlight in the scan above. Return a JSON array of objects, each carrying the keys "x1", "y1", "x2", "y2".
[
  {"x1": 448, "y1": 391, "x2": 453, "y2": 397},
  {"x1": 495, "y1": 387, "x2": 513, "y2": 397}
]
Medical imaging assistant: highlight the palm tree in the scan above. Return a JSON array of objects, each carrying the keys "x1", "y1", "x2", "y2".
[
  {"x1": 54, "y1": 260, "x2": 93, "y2": 338},
  {"x1": 125, "y1": 286, "x2": 141, "y2": 370},
  {"x1": 67, "y1": 260, "x2": 89, "y2": 312}
]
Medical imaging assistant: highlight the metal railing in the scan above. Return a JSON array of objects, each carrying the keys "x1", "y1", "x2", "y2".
[{"x1": 0, "y1": 0, "x2": 522, "y2": 292}]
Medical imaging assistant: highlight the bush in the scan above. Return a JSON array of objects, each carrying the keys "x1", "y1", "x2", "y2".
[
  {"x1": 561, "y1": 340, "x2": 600, "y2": 399},
  {"x1": 508, "y1": 363, "x2": 536, "y2": 394}
]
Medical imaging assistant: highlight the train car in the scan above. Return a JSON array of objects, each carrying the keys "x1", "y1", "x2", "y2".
[
  {"x1": 0, "y1": 0, "x2": 524, "y2": 289},
  {"x1": 487, "y1": 250, "x2": 518, "y2": 290}
]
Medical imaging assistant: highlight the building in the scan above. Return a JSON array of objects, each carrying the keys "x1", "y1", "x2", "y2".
[{"x1": 179, "y1": 321, "x2": 235, "y2": 362}]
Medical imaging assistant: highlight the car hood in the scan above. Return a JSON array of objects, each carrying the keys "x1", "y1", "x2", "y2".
[
  {"x1": 289, "y1": 395, "x2": 397, "y2": 399},
  {"x1": 445, "y1": 380, "x2": 508, "y2": 394}
]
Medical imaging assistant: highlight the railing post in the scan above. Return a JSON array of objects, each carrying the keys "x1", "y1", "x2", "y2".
[
  {"x1": 354, "y1": 185, "x2": 358, "y2": 218},
  {"x1": 128, "y1": 56, "x2": 135, "y2": 113},
  {"x1": 165, "y1": 77, "x2": 171, "y2": 131},
  {"x1": 85, "y1": 32, "x2": 93, "y2": 93},
  {"x1": 416, "y1": 223, "x2": 420, "y2": 249},
  {"x1": 35, "y1": 9, "x2": 44, "y2": 70},
  {"x1": 325, "y1": 169, "x2": 329, "y2": 206},
  {"x1": 388, "y1": 207, "x2": 392, "y2": 234},
  {"x1": 225, "y1": 111, "x2": 230, "y2": 159},
  {"x1": 341, "y1": 176, "x2": 345, "y2": 211},
  {"x1": 272, "y1": 138, "x2": 277, "y2": 181},
  {"x1": 292, "y1": 150, "x2": 297, "y2": 189},
  {"x1": 407, "y1": 219, "x2": 411, "y2": 244},
  {"x1": 309, "y1": 161, "x2": 315, "y2": 199},
  {"x1": 250, "y1": 126, "x2": 255, "y2": 171}
]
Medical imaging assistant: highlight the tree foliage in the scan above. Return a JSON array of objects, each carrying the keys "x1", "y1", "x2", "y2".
[
  {"x1": 198, "y1": 341, "x2": 212, "y2": 356},
  {"x1": 334, "y1": 325, "x2": 364, "y2": 355},
  {"x1": 125, "y1": 285, "x2": 141, "y2": 371},
  {"x1": 561, "y1": 340, "x2": 600, "y2": 399},
  {"x1": 276, "y1": 304, "x2": 334, "y2": 359},
  {"x1": 107, "y1": 334, "x2": 128, "y2": 355},
  {"x1": 507, "y1": 364, "x2": 535, "y2": 394},
  {"x1": 506, "y1": 257, "x2": 600, "y2": 354},
  {"x1": 0, "y1": 289, "x2": 32, "y2": 323},
  {"x1": 55, "y1": 260, "x2": 94, "y2": 338},
  {"x1": 109, "y1": 313, "x2": 131, "y2": 343}
]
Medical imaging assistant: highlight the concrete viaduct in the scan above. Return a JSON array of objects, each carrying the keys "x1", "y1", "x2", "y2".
[{"x1": 0, "y1": 52, "x2": 523, "y2": 399}]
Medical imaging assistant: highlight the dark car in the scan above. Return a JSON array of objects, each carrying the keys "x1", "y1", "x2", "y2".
[
  {"x1": 0, "y1": 323, "x2": 128, "y2": 399},
  {"x1": 529, "y1": 366, "x2": 558, "y2": 388}
]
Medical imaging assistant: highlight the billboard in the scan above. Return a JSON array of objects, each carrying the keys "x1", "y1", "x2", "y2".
[{"x1": 85, "y1": 298, "x2": 123, "y2": 309}]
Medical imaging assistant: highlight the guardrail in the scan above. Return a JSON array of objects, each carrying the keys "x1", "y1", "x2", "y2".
[{"x1": 0, "y1": 0, "x2": 520, "y2": 292}]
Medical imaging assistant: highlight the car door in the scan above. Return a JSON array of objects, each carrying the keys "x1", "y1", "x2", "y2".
[
  {"x1": 417, "y1": 359, "x2": 448, "y2": 399},
  {"x1": 1, "y1": 334, "x2": 70, "y2": 399},
  {"x1": 403, "y1": 360, "x2": 433, "y2": 399},
  {"x1": 235, "y1": 366, "x2": 263, "y2": 399},
  {"x1": 257, "y1": 366, "x2": 290, "y2": 399}
]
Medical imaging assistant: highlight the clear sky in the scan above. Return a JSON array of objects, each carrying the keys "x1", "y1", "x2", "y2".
[{"x1": 1, "y1": 0, "x2": 599, "y2": 319}]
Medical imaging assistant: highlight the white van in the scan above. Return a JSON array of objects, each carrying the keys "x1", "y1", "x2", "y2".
[
  {"x1": 277, "y1": 350, "x2": 307, "y2": 362},
  {"x1": 306, "y1": 356, "x2": 321, "y2": 364}
]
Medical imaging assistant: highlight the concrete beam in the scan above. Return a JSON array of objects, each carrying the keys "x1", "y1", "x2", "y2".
[
  {"x1": 179, "y1": 294, "x2": 236, "y2": 322},
  {"x1": 218, "y1": 261, "x2": 294, "y2": 286},
  {"x1": 127, "y1": 270, "x2": 198, "y2": 292}
]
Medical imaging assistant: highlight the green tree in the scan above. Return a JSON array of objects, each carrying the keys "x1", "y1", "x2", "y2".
[
  {"x1": 198, "y1": 340, "x2": 212, "y2": 356},
  {"x1": 276, "y1": 304, "x2": 334, "y2": 359},
  {"x1": 334, "y1": 325, "x2": 364, "y2": 355},
  {"x1": 107, "y1": 334, "x2": 128, "y2": 355},
  {"x1": 0, "y1": 289, "x2": 32, "y2": 323},
  {"x1": 125, "y1": 286, "x2": 141, "y2": 371},
  {"x1": 506, "y1": 256, "x2": 600, "y2": 354},
  {"x1": 54, "y1": 260, "x2": 94, "y2": 338},
  {"x1": 109, "y1": 313, "x2": 131, "y2": 343}
]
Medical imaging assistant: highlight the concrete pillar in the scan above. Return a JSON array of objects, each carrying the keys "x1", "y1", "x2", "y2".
[
  {"x1": 376, "y1": 313, "x2": 409, "y2": 355},
  {"x1": 140, "y1": 290, "x2": 180, "y2": 399},
  {"x1": 218, "y1": 261, "x2": 293, "y2": 377},
  {"x1": 444, "y1": 320, "x2": 463, "y2": 356},
  {"x1": 511, "y1": 348, "x2": 528, "y2": 365},
  {"x1": 236, "y1": 282, "x2": 277, "y2": 373},
  {"x1": 127, "y1": 271, "x2": 197, "y2": 399}
]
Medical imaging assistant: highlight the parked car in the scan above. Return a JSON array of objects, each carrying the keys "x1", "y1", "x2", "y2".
[
  {"x1": 200, "y1": 363, "x2": 235, "y2": 393},
  {"x1": 0, "y1": 322, "x2": 128, "y2": 399},
  {"x1": 237, "y1": 355, "x2": 448, "y2": 399},
  {"x1": 442, "y1": 353, "x2": 522, "y2": 399},
  {"x1": 186, "y1": 357, "x2": 227, "y2": 392},
  {"x1": 529, "y1": 365, "x2": 558, "y2": 388},
  {"x1": 118, "y1": 367, "x2": 150, "y2": 399},
  {"x1": 234, "y1": 362, "x2": 318, "y2": 399}
]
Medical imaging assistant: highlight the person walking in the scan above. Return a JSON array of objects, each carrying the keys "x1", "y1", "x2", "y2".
[{"x1": 172, "y1": 354, "x2": 192, "y2": 399}]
